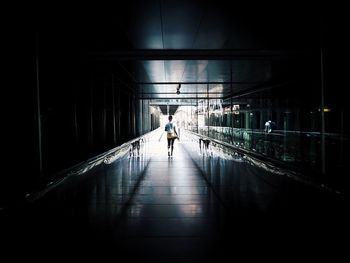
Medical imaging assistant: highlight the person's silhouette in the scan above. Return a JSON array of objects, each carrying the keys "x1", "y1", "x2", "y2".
[{"x1": 164, "y1": 115, "x2": 178, "y2": 157}]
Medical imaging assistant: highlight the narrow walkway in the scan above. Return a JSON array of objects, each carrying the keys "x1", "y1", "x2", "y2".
[
  {"x1": 109, "y1": 129, "x2": 223, "y2": 262},
  {"x1": 1, "y1": 129, "x2": 346, "y2": 261}
]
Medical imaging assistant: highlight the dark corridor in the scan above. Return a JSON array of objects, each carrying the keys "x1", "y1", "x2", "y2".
[{"x1": 1, "y1": 2, "x2": 348, "y2": 261}]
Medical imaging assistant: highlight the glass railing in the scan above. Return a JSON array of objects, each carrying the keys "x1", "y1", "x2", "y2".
[{"x1": 190, "y1": 125, "x2": 347, "y2": 192}]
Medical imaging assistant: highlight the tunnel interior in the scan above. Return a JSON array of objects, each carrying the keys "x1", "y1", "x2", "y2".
[{"x1": 1, "y1": 2, "x2": 348, "y2": 255}]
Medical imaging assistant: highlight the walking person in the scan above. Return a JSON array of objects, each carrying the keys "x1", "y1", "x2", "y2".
[{"x1": 164, "y1": 115, "x2": 179, "y2": 157}]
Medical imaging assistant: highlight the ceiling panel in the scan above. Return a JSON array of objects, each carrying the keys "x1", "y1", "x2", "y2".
[
  {"x1": 132, "y1": 58, "x2": 272, "y2": 99},
  {"x1": 201, "y1": 60, "x2": 231, "y2": 82},
  {"x1": 191, "y1": 3, "x2": 231, "y2": 49},
  {"x1": 141, "y1": 61, "x2": 166, "y2": 82},
  {"x1": 162, "y1": 0, "x2": 205, "y2": 49},
  {"x1": 164, "y1": 61, "x2": 187, "y2": 82},
  {"x1": 103, "y1": 1, "x2": 318, "y2": 104},
  {"x1": 231, "y1": 60, "x2": 272, "y2": 82},
  {"x1": 126, "y1": 0, "x2": 163, "y2": 49},
  {"x1": 181, "y1": 60, "x2": 209, "y2": 82}
]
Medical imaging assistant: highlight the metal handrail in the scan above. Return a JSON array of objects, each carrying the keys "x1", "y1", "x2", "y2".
[
  {"x1": 184, "y1": 129, "x2": 343, "y2": 195},
  {"x1": 23, "y1": 130, "x2": 155, "y2": 204}
]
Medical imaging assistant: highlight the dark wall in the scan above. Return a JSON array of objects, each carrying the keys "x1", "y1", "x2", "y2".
[{"x1": 1, "y1": 20, "x2": 160, "y2": 207}]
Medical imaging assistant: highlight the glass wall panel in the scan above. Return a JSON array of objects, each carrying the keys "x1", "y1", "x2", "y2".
[{"x1": 176, "y1": 83, "x2": 348, "y2": 193}]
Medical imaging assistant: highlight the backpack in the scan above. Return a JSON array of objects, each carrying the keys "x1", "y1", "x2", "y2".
[{"x1": 165, "y1": 123, "x2": 173, "y2": 132}]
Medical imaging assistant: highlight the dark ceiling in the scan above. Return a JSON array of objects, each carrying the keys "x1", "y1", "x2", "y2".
[
  {"x1": 32, "y1": 1, "x2": 331, "y2": 112},
  {"x1": 104, "y1": 1, "x2": 319, "y2": 100}
]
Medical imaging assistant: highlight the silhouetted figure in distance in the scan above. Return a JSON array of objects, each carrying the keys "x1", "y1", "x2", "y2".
[{"x1": 164, "y1": 115, "x2": 179, "y2": 157}]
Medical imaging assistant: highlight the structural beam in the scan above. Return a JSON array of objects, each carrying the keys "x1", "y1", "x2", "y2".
[
  {"x1": 90, "y1": 49, "x2": 308, "y2": 61},
  {"x1": 135, "y1": 81, "x2": 261, "y2": 85}
]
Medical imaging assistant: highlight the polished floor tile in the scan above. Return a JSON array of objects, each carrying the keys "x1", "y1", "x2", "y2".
[{"x1": 0, "y1": 129, "x2": 346, "y2": 261}]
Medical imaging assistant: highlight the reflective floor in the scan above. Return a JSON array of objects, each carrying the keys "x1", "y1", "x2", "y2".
[{"x1": 1, "y1": 129, "x2": 347, "y2": 261}]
